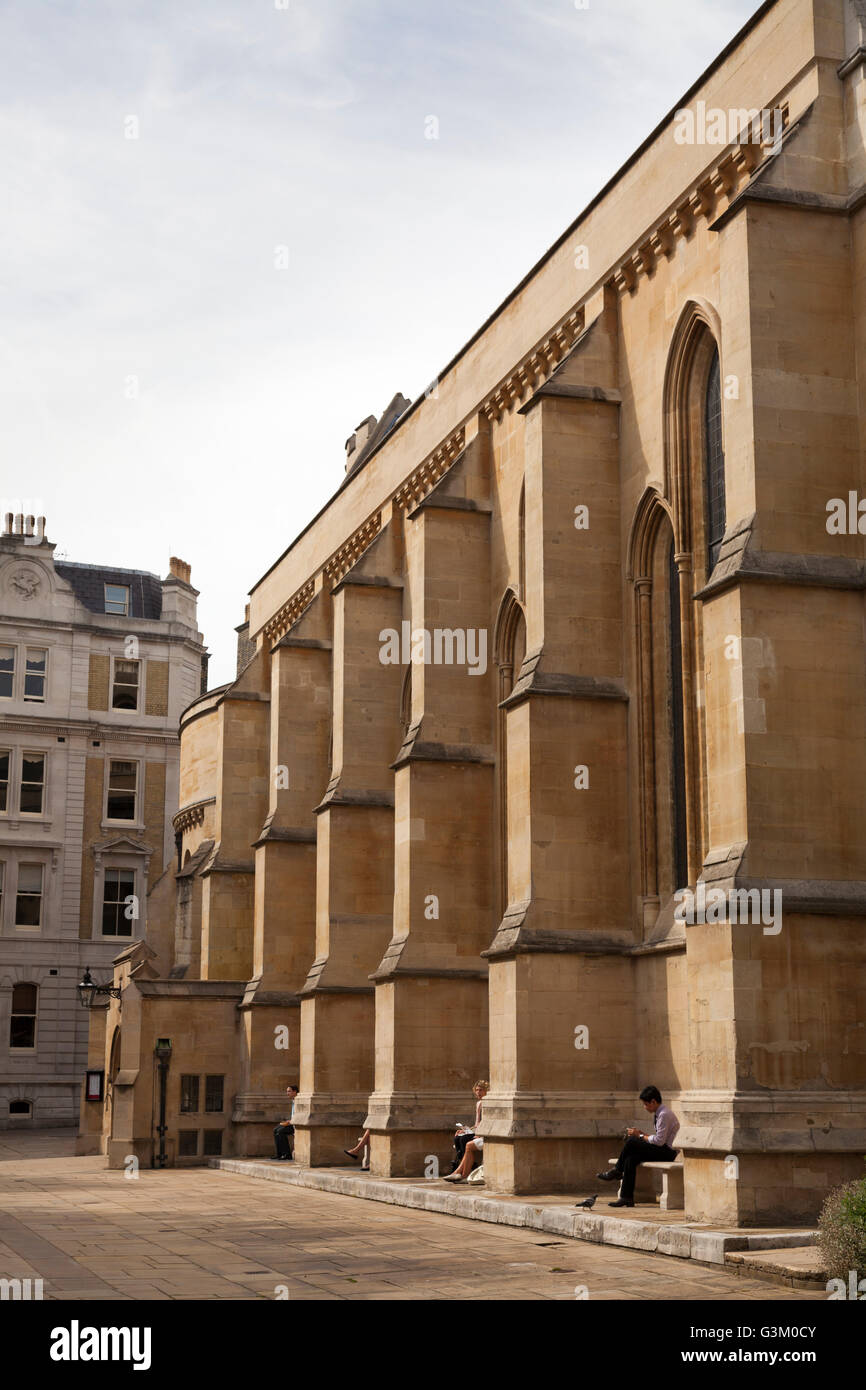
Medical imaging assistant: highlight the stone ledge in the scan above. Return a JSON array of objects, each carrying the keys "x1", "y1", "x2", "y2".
[
  {"x1": 209, "y1": 1158, "x2": 816, "y2": 1271},
  {"x1": 725, "y1": 1245, "x2": 827, "y2": 1291}
]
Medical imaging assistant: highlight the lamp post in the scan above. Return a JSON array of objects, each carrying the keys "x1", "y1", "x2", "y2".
[
  {"x1": 77, "y1": 967, "x2": 122, "y2": 1009},
  {"x1": 154, "y1": 1038, "x2": 172, "y2": 1170}
]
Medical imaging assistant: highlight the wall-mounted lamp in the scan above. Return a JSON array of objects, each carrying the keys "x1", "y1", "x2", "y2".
[{"x1": 77, "y1": 968, "x2": 122, "y2": 1010}]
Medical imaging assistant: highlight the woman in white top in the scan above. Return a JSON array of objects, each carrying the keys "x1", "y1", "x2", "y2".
[{"x1": 444, "y1": 1080, "x2": 488, "y2": 1182}]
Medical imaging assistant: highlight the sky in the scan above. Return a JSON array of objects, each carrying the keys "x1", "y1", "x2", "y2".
[{"x1": 1, "y1": 0, "x2": 763, "y2": 684}]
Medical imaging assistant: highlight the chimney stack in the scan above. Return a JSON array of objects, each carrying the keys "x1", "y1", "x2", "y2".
[
  {"x1": 168, "y1": 556, "x2": 191, "y2": 585},
  {"x1": 2, "y1": 513, "x2": 46, "y2": 540}
]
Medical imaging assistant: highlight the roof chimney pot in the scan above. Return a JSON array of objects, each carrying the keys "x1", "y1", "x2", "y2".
[{"x1": 169, "y1": 556, "x2": 191, "y2": 585}]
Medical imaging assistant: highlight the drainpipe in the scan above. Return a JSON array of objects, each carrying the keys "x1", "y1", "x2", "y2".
[{"x1": 153, "y1": 1038, "x2": 172, "y2": 1169}]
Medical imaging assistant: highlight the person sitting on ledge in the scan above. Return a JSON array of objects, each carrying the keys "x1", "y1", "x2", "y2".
[
  {"x1": 344, "y1": 1130, "x2": 371, "y2": 1171},
  {"x1": 273, "y1": 1084, "x2": 299, "y2": 1161},
  {"x1": 596, "y1": 1085, "x2": 680, "y2": 1208},
  {"x1": 444, "y1": 1079, "x2": 488, "y2": 1182}
]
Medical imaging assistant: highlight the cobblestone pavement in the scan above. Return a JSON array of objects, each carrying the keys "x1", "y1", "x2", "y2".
[{"x1": 0, "y1": 1132, "x2": 825, "y2": 1301}]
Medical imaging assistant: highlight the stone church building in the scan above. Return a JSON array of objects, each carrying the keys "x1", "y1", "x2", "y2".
[{"x1": 85, "y1": 0, "x2": 866, "y2": 1225}]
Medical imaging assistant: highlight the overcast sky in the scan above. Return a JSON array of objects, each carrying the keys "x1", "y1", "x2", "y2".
[{"x1": 1, "y1": 0, "x2": 761, "y2": 684}]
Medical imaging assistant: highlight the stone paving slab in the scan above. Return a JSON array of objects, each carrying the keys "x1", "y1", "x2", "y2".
[
  {"x1": 212, "y1": 1158, "x2": 819, "y2": 1270},
  {"x1": 0, "y1": 1134, "x2": 824, "y2": 1301}
]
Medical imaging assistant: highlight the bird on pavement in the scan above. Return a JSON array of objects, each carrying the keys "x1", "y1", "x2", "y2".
[{"x1": 574, "y1": 1195, "x2": 597, "y2": 1209}]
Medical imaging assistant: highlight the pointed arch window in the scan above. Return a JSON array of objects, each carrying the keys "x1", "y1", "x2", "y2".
[
  {"x1": 669, "y1": 540, "x2": 689, "y2": 892},
  {"x1": 494, "y1": 589, "x2": 527, "y2": 920},
  {"x1": 704, "y1": 346, "x2": 726, "y2": 571}
]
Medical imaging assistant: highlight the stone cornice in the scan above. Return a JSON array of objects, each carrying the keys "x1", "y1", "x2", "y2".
[
  {"x1": 239, "y1": 984, "x2": 302, "y2": 1009},
  {"x1": 407, "y1": 494, "x2": 492, "y2": 519},
  {"x1": 480, "y1": 310, "x2": 584, "y2": 423},
  {"x1": 199, "y1": 847, "x2": 255, "y2": 878},
  {"x1": 251, "y1": 823, "x2": 316, "y2": 848},
  {"x1": 501, "y1": 649, "x2": 628, "y2": 709},
  {"x1": 0, "y1": 716, "x2": 180, "y2": 744},
  {"x1": 710, "y1": 181, "x2": 849, "y2": 233},
  {"x1": 484, "y1": 903, "x2": 636, "y2": 961},
  {"x1": 172, "y1": 797, "x2": 215, "y2": 834},
  {"x1": 0, "y1": 613, "x2": 205, "y2": 650},
  {"x1": 136, "y1": 980, "x2": 246, "y2": 999},
  {"x1": 314, "y1": 780, "x2": 395, "y2": 814},
  {"x1": 323, "y1": 512, "x2": 383, "y2": 591},
  {"x1": 518, "y1": 382, "x2": 622, "y2": 415},
  {"x1": 838, "y1": 44, "x2": 866, "y2": 81},
  {"x1": 700, "y1": 843, "x2": 866, "y2": 916},
  {"x1": 331, "y1": 573, "x2": 403, "y2": 595},
  {"x1": 368, "y1": 963, "x2": 489, "y2": 984},
  {"x1": 694, "y1": 516, "x2": 866, "y2": 600},
  {"x1": 298, "y1": 980, "x2": 375, "y2": 998},
  {"x1": 391, "y1": 723, "x2": 495, "y2": 771},
  {"x1": 392, "y1": 434, "x2": 466, "y2": 510},
  {"x1": 273, "y1": 635, "x2": 332, "y2": 650},
  {"x1": 609, "y1": 104, "x2": 790, "y2": 297},
  {"x1": 263, "y1": 579, "x2": 316, "y2": 646}
]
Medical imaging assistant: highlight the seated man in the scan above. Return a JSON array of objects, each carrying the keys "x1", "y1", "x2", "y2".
[
  {"x1": 597, "y1": 1085, "x2": 680, "y2": 1208},
  {"x1": 273, "y1": 1083, "x2": 299, "y2": 1160}
]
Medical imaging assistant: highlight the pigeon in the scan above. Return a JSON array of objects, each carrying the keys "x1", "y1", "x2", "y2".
[{"x1": 574, "y1": 1195, "x2": 597, "y2": 1209}]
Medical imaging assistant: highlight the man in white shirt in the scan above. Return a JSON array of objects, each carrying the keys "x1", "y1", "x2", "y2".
[
  {"x1": 596, "y1": 1085, "x2": 680, "y2": 1207},
  {"x1": 273, "y1": 1084, "x2": 299, "y2": 1160}
]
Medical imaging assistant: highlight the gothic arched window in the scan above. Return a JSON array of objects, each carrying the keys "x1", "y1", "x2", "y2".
[
  {"x1": 704, "y1": 347, "x2": 726, "y2": 572},
  {"x1": 494, "y1": 589, "x2": 527, "y2": 920},
  {"x1": 669, "y1": 539, "x2": 689, "y2": 892}
]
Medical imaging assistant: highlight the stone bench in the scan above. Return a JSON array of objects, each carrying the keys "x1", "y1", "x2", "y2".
[{"x1": 608, "y1": 1156, "x2": 684, "y2": 1210}]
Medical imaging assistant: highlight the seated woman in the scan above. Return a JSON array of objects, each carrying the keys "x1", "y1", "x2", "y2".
[
  {"x1": 445, "y1": 1080, "x2": 488, "y2": 1182},
  {"x1": 344, "y1": 1129, "x2": 371, "y2": 1171}
]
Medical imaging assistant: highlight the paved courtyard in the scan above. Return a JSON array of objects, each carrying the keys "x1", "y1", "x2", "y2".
[{"x1": 0, "y1": 1131, "x2": 825, "y2": 1301}]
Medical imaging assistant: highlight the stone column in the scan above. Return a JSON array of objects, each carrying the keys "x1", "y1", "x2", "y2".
[
  {"x1": 482, "y1": 305, "x2": 633, "y2": 1192},
  {"x1": 679, "y1": 196, "x2": 866, "y2": 1223},
  {"x1": 292, "y1": 566, "x2": 403, "y2": 1165},
  {"x1": 234, "y1": 598, "x2": 332, "y2": 1155},
  {"x1": 199, "y1": 653, "x2": 270, "y2": 983},
  {"x1": 367, "y1": 459, "x2": 495, "y2": 1176}
]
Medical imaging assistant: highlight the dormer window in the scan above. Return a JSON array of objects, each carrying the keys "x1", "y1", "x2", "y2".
[{"x1": 104, "y1": 584, "x2": 130, "y2": 616}]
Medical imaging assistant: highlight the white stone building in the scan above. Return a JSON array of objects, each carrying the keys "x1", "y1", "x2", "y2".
[{"x1": 0, "y1": 515, "x2": 206, "y2": 1128}]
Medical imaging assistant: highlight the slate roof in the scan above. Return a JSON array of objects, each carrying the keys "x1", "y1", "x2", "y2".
[{"x1": 54, "y1": 562, "x2": 163, "y2": 619}]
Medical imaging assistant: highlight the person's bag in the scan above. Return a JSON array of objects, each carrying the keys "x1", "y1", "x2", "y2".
[{"x1": 467, "y1": 1164, "x2": 484, "y2": 1184}]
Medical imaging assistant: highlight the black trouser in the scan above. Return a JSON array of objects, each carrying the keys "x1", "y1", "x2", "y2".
[
  {"x1": 451, "y1": 1132, "x2": 473, "y2": 1170},
  {"x1": 274, "y1": 1123, "x2": 294, "y2": 1159},
  {"x1": 614, "y1": 1138, "x2": 677, "y2": 1202}
]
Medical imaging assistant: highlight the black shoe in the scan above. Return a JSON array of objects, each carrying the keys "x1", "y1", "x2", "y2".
[
  {"x1": 596, "y1": 1170, "x2": 619, "y2": 1181},
  {"x1": 344, "y1": 1150, "x2": 359, "y2": 1161},
  {"x1": 608, "y1": 1198, "x2": 634, "y2": 1208}
]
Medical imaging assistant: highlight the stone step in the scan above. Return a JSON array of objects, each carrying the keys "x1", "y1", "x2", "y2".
[
  {"x1": 724, "y1": 1245, "x2": 828, "y2": 1291},
  {"x1": 210, "y1": 1158, "x2": 817, "y2": 1268}
]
